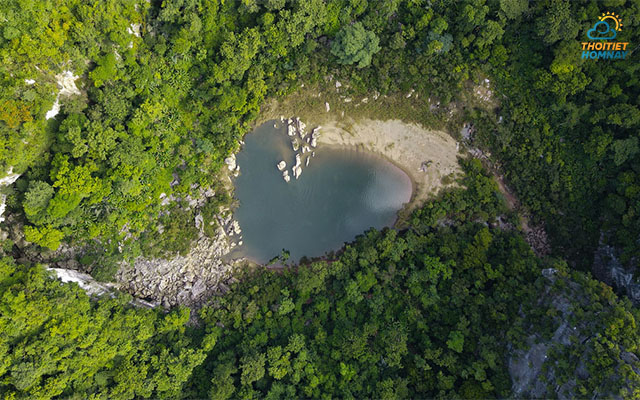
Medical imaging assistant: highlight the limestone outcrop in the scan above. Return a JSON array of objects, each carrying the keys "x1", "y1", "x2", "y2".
[{"x1": 116, "y1": 225, "x2": 238, "y2": 308}]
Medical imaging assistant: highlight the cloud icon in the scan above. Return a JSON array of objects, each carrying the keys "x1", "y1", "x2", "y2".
[{"x1": 587, "y1": 20, "x2": 616, "y2": 40}]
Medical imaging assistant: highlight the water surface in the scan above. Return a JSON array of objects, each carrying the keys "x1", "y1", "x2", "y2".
[{"x1": 233, "y1": 120, "x2": 412, "y2": 263}]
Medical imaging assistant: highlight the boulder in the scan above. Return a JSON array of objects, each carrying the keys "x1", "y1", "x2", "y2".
[
  {"x1": 277, "y1": 160, "x2": 286, "y2": 171},
  {"x1": 287, "y1": 124, "x2": 296, "y2": 136},
  {"x1": 224, "y1": 154, "x2": 236, "y2": 171},
  {"x1": 325, "y1": 102, "x2": 330, "y2": 112},
  {"x1": 191, "y1": 278, "x2": 207, "y2": 298},
  {"x1": 293, "y1": 165, "x2": 302, "y2": 179}
]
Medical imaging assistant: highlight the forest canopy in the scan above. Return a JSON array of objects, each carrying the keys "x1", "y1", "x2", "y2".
[{"x1": 0, "y1": 0, "x2": 639, "y2": 398}]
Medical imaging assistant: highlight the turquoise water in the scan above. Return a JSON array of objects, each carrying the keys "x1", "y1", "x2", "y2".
[{"x1": 232, "y1": 120, "x2": 412, "y2": 263}]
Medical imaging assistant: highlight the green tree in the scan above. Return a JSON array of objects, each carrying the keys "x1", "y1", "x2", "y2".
[
  {"x1": 500, "y1": 0, "x2": 528, "y2": 19},
  {"x1": 330, "y1": 22, "x2": 380, "y2": 68}
]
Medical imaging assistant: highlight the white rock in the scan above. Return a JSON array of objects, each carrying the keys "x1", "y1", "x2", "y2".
[
  {"x1": 0, "y1": 167, "x2": 21, "y2": 186},
  {"x1": 303, "y1": 145, "x2": 311, "y2": 153},
  {"x1": 45, "y1": 98, "x2": 60, "y2": 120},
  {"x1": 293, "y1": 166, "x2": 302, "y2": 179},
  {"x1": 127, "y1": 23, "x2": 141, "y2": 37},
  {"x1": 56, "y1": 70, "x2": 80, "y2": 96},
  {"x1": 306, "y1": 157, "x2": 310, "y2": 167},
  {"x1": 292, "y1": 140, "x2": 300, "y2": 151},
  {"x1": 335, "y1": 81, "x2": 342, "y2": 88},
  {"x1": 277, "y1": 161, "x2": 286, "y2": 171},
  {"x1": 0, "y1": 195, "x2": 6, "y2": 223},
  {"x1": 25, "y1": 79, "x2": 35, "y2": 85},
  {"x1": 325, "y1": 102, "x2": 330, "y2": 112},
  {"x1": 310, "y1": 137, "x2": 317, "y2": 148},
  {"x1": 287, "y1": 124, "x2": 296, "y2": 136},
  {"x1": 47, "y1": 268, "x2": 113, "y2": 297},
  {"x1": 344, "y1": 97, "x2": 352, "y2": 103},
  {"x1": 195, "y1": 214, "x2": 204, "y2": 230},
  {"x1": 224, "y1": 155, "x2": 236, "y2": 171}
]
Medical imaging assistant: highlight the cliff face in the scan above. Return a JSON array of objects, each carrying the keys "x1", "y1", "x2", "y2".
[
  {"x1": 593, "y1": 237, "x2": 640, "y2": 305},
  {"x1": 508, "y1": 266, "x2": 640, "y2": 399}
]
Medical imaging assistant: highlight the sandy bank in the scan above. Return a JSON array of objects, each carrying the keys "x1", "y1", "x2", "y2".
[{"x1": 317, "y1": 119, "x2": 460, "y2": 211}]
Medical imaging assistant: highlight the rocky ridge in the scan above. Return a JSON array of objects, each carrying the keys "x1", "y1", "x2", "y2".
[{"x1": 116, "y1": 225, "x2": 238, "y2": 308}]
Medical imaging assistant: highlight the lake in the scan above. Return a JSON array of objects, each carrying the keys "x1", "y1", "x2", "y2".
[{"x1": 232, "y1": 120, "x2": 412, "y2": 263}]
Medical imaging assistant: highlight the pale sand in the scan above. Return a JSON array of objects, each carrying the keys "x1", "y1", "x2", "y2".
[{"x1": 316, "y1": 119, "x2": 461, "y2": 211}]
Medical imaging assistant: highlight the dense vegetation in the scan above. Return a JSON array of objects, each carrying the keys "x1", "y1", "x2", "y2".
[
  {"x1": 0, "y1": 0, "x2": 639, "y2": 398},
  {"x1": 2, "y1": 161, "x2": 638, "y2": 398},
  {"x1": 2, "y1": 0, "x2": 638, "y2": 271}
]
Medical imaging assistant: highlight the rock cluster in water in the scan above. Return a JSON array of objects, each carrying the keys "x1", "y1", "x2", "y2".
[{"x1": 278, "y1": 116, "x2": 321, "y2": 182}]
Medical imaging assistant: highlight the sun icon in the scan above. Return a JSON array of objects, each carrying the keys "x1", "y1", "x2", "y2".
[{"x1": 599, "y1": 12, "x2": 622, "y2": 32}]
